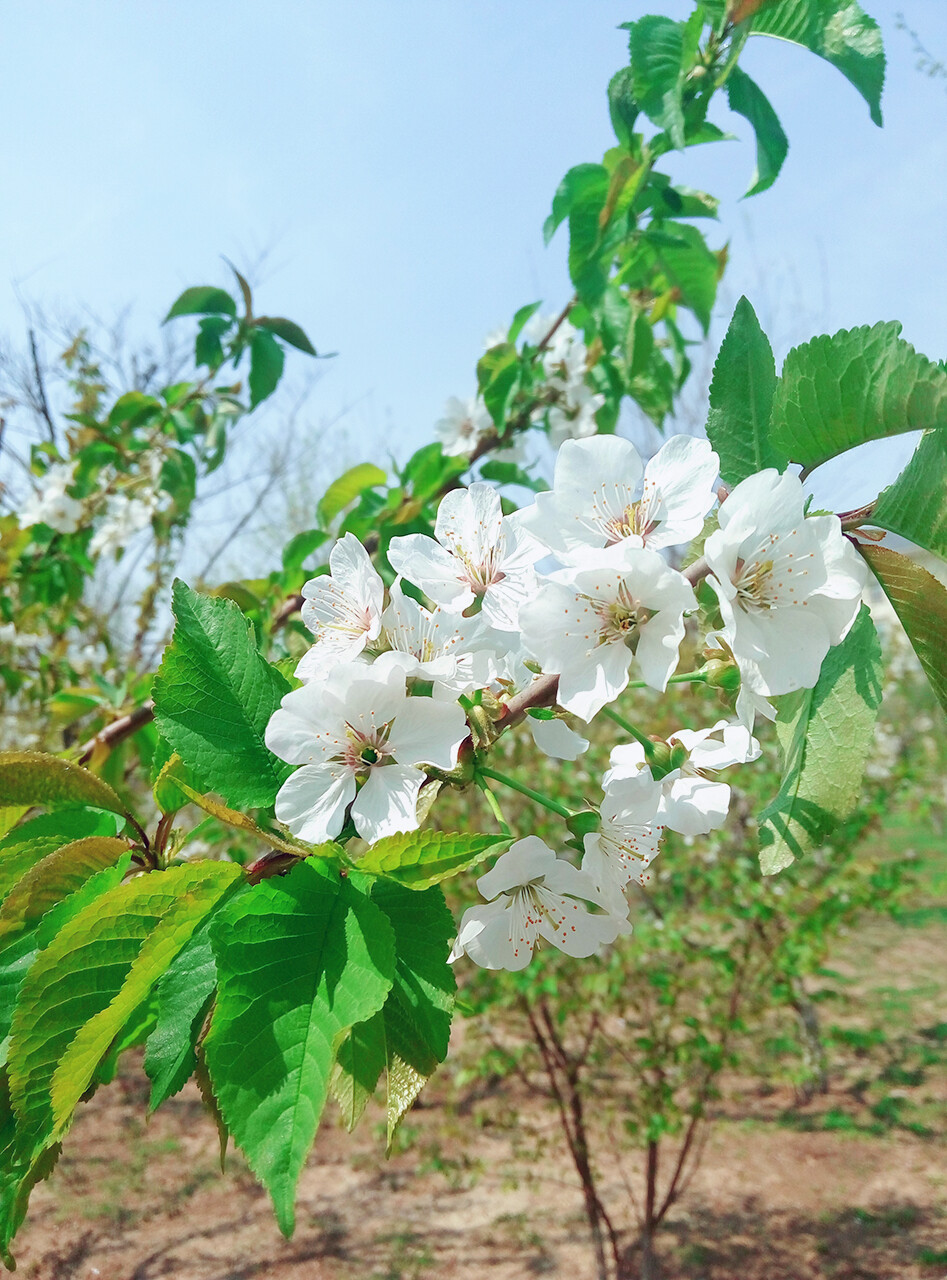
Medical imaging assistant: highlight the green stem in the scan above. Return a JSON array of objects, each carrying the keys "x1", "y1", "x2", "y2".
[
  {"x1": 601, "y1": 707, "x2": 657, "y2": 758},
  {"x1": 624, "y1": 671, "x2": 708, "y2": 691},
  {"x1": 478, "y1": 766, "x2": 573, "y2": 821},
  {"x1": 476, "y1": 776, "x2": 512, "y2": 836}
]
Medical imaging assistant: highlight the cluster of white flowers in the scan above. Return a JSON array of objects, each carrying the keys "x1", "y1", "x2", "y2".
[
  {"x1": 17, "y1": 451, "x2": 170, "y2": 560},
  {"x1": 266, "y1": 434, "x2": 869, "y2": 972},
  {"x1": 434, "y1": 314, "x2": 603, "y2": 458}
]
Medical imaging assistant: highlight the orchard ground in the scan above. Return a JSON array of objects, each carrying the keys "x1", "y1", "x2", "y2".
[{"x1": 13, "y1": 809, "x2": 946, "y2": 1280}]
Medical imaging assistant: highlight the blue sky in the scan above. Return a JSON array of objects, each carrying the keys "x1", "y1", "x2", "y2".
[{"x1": 3, "y1": 1, "x2": 946, "y2": 517}]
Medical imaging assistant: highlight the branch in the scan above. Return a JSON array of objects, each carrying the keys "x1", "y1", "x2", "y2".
[
  {"x1": 28, "y1": 329, "x2": 56, "y2": 447},
  {"x1": 78, "y1": 700, "x2": 155, "y2": 765}
]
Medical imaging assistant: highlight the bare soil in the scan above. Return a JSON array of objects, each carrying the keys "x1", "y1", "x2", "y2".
[{"x1": 12, "y1": 914, "x2": 947, "y2": 1280}]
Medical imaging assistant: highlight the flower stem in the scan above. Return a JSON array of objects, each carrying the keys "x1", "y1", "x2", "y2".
[
  {"x1": 624, "y1": 671, "x2": 708, "y2": 690},
  {"x1": 476, "y1": 776, "x2": 512, "y2": 836},
  {"x1": 478, "y1": 766, "x2": 573, "y2": 820},
  {"x1": 601, "y1": 707, "x2": 658, "y2": 758}
]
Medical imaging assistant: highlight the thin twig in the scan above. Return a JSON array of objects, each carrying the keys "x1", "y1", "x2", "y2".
[{"x1": 28, "y1": 329, "x2": 56, "y2": 447}]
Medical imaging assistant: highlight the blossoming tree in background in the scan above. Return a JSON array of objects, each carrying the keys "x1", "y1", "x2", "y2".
[{"x1": 1, "y1": 0, "x2": 945, "y2": 1269}]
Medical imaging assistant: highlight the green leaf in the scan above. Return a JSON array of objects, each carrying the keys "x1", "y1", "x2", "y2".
[
  {"x1": 870, "y1": 431, "x2": 947, "y2": 560},
  {"x1": 726, "y1": 66, "x2": 788, "y2": 196},
  {"x1": 769, "y1": 322, "x2": 947, "y2": 472},
  {"x1": 0, "y1": 847, "x2": 132, "y2": 1068},
  {"x1": 706, "y1": 296, "x2": 786, "y2": 485},
  {"x1": 152, "y1": 580, "x2": 291, "y2": 809},
  {"x1": 357, "y1": 830, "x2": 509, "y2": 890},
  {"x1": 331, "y1": 1011, "x2": 386, "y2": 1132},
  {"x1": 0, "y1": 810, "x2": 120, "y2": 905},
  {"x1": 317, "y1": 463, "x2": 388, "y2": 527},
  {"x1": 479, "y1": 460, "x2": 548, "y2": 494},
  {"x1": 647, "y1": 222, "x2": 719, "y2": 333},
  {"x1": 476, "y1": 343, "x2": 520, "y2": 430},
  {"x1": 205, "y1": 858, "x2": 395, "y2": 1236},
  {"x1": 859, "y1": 544, "x2": 947, "y2": 716},
  {"x1": 401, "y1": 442, "x2": 468, "y2": 503},
  {"x1": 248, "y1": 328, "x2": 285, "y2": 408},
  {"x1": 164, "y1": 286, "x2": 237, "y2": 322},
  {"x1": 372, "y1": 881, "x2": 455, "y2": 1067},
  {"x1": 281, "y1": 528, "x2": 328, "y2": 572},
  {"x1": 628, "y1": 15, "x2": 698, "y2": 150},
  {"x1": 758, "y1": 606, "x2": 883, "y2": 874},
  {"x1": 8, "y1": 862, "x2": 242, "y2": 1161},
  {"x1": 144, "y1": 916, "x2": 221, "y2": 1110},
  {"x1": 748, "y1": 0, "x2": 885, "y2": 127},
  {"x1": 0, "y1": 752, "x2": 133, "y2": 825},
  {"x1": 255, "y1": 316, "x2": 320, "y2": 357},
  {"x1": 543, "y1": 163, "x2": 608, "y2": 246},
  {"x1": 608, "y1": 66, "x2": 640, "y2": 148},
  {"x1": 194, "y1": 315, "x2": 232, "y2": 370},
  {"x1": 508, "y1": 301, "x2": 542, "y2": 345},
  {"x1": 0, "y1": 1069, "x2": 60, "y2": 1269}
]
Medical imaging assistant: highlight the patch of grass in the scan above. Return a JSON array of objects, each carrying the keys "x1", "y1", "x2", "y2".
[{"x1": 918, "y1": 1246, "x2": 947, "y2": 1265}]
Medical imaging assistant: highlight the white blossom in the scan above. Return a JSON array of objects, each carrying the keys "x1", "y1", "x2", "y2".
[
  {"x1": 548, "y1": 383, "x2": 604, "y2": 448},
  {"x1": 581, "y1": 772, "x2": 662, "y2": 912},
  {"x1": 89, "y1": 493, "x2": 153, "y2": 558},
  {"x1": 519, "y1": 543, "x2": 696, "y2": 720},
  {"x1": 374, "y1": 582, "x2": 497, "y2": 699},
  {"x1": 434, "y1": 395, "x2": 494, "y2": 457},
  {"x1": 704, "y1": 469, "x2": 868, "y2": 696},
  {"x1": 520, "y1": 434, "x2": 718, "y2": 563},
  {"x1": 265, "y1": 661, "x2": 468, "y2": 845},
  {"x1": 526, "y1": 713, "x2": 590, "y2": 761},
  {"x1": 606, "y1": 719, "x2": 760, "y2": 836},
  {"x1": 19, "y1": 462, "x2": 82, "y2": 534},
  {"x1": 451, "y1": 836, "x2": 630, "y2": 971},
  {"x1": 388, "y1": 483, "x2": 543, "y2": 631},
  {"x1": 296, "y1": 534, "x2": 384, "y2": 678}
]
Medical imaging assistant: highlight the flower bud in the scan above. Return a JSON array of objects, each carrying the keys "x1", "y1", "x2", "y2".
[{"x1": 701, "y1": 657, "x2": 741, "y2": 691}]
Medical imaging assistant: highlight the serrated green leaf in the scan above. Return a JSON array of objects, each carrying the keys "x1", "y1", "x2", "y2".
[
  {"x1": 748, "y1": 0, "x2": 885, "y2": 127},
  {"x1": 8, "y1": 862, "x2": 242, "y2": 1162},
  {"x1": 331, "y1": 1011, "x2": 386, "y2": 1133},
  {"x1": 164, "y1": 286, "x2": 237, "y2": 322},
  {"x1": 543, "y1": 163, "x2": 608, "y2": 247},
  {"x1": 478, "y1": 460, "x2": 548, "y2": 494},
  {"x1": 476, "y1": 343, "x2": 520, "y2": 430},
  {"x1": 508, "y1": 301, "x2": 542, "y2": 345},
  {"x1": 205, "y1": 858, "x2": 395, "y2": 1236},
  {"x1": 859, "y1": 544, "x2": 947, "y2": 716},
  {"x1": 255, "y1": 316, "x2": 319, "y2": 356},
  {"x1": 384, "y1": 1006, "x2": 429, "y2": 1152},
  {"x1": 706, "y1": 296, "x2": 785, "y2": 486},
  {"x1": 770, "y1": 322, "x2": 947, "y2": 472},
  {"x1": 0, "y1": 1068, "x2": 60, "y2": 1269},
  {"x1": 372, "y1": 881, "x2": 455, "y2": 1066},
  {"x1": 317, "y1": 463, "x2": 388, "y2": 527},
  {"x1": 0, "y1": 752, "x2": 133, "y2": 824},
  {"x1": 628, "y1": 15, "x2": 691, "y2": 149},
  {"x1": 357, "y1": 830, "x2": 509, "y2": 890},
  {"x1": 152, "y1": 580, "x2": 291, "y2": 809},
  {"x1": 248, "y1": 328, "x2": 285, "y2": 408},
  {"x1": 0, "y1": 837, "x2": 130, "y2": 950},
  {"x1": 145, "y1": 915, "x2": 221, "y2": 1110},
  {"x1": 870, "y1": 431, "x2": 947, "y2": 560},
  {"x1": 726, "y1": 66, "x2": 788, "y2": 196},
  {"x1": 608, "y1": 65, "x2": 639, "y2": 148},
  {"x1": 0, "y1": 810, "x2": 120, "y2": 905},
  {"x1": 758, "y1": 607, "x2": 883, "y2": 874}
]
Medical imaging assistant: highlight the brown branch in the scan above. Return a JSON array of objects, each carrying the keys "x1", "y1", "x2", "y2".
[
  {"x1": 78, "y1": 700, "x2": 155, "y2": 765},
  {"x1": 29, "y1": 328, "x2": 56, "y2": 447}
]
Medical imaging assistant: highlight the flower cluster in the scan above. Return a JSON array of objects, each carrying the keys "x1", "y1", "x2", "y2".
[{"x1": 266, "y1": 435, "x2": 869, "y2": 971}]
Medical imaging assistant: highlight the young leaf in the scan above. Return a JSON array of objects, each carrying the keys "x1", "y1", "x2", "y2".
[
  {"x1": 248, "y1": 328, "x2": 285, "y2": 408},
  {"x1": 646, "y1": 222, "x2": 719, "y2": 333},
  {"x1": 870, "y1": 431, "x2": 947, "y2": 560},
  {"x1": 627, "y1": 15, "x2": 691, "y2": 149},
  {"x1": 8, "y1": 862, "x2": 242, "y2": 1161},
  {"x1": 0, "y1": 809, "x2": 121, "y2": 904},
  {"x1": 726, "y1": 66, "x2": 788, "y2": 196},
  {"x1": 281, "y1": 528, "x2": 328, "y2": 573},
  {"x1": 255, "y1": 316, "x2": 320, "y2": 356},
  {"x1": 608, "y1": 65, "x2": 640, "y2": 148},
  {"x1": 0, "y1": 837, "x2": 130, "y2": 950},
  {"x1": 0, "y1": 1070, "x2": 60, "y2": 1269},
  {"x1": 317, "y1": 463, "x2": 388, "y2": 527},
  {"x1": 357, "y1": 830, "x2": 510, "y2": 890},
  {"x1": 507, "y1": 301, "x2": 542, "y2": 345},
  {"x1": 164, "y1": 286, "x2": 237, "y2": 322},
  {"x1": 0, "y1": 753, "x2": 133, "y2": 825},
  {"x1": 204, "y1": 858, "x2": 395, "y2": 1236},
  {"x1": 770, "y1": 322, "x2": 947, "y2": 472},
  {"x1": 152, "y1": 580, "x2": 291, "y2": 809},
  {"x1": 543, "y1": 163, "x2": 608, "y2": 246},
  {"x1": 476, "y1": 343, "x2": 520, "y2": 430},
  {"x1": 758, "y1": 607, "x2": 883, "y2": 874},
  {"x1": 706, "y1": 296, "x2": 785, "y2": 486},
  {"x1": 858, "y1": 543, "x2": 947, "y2": 716}
]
